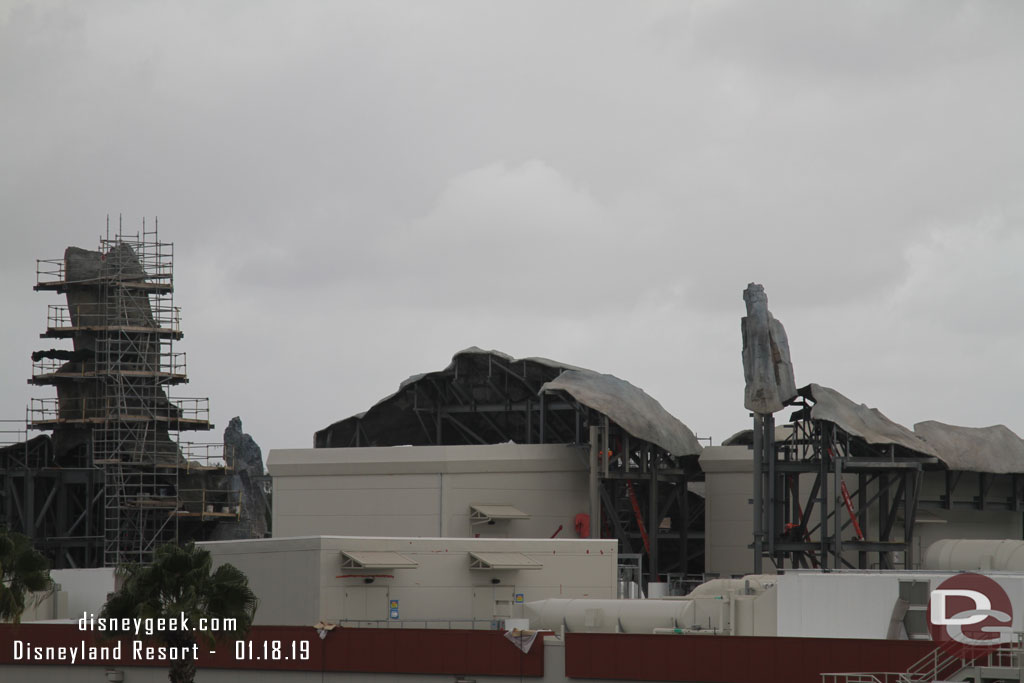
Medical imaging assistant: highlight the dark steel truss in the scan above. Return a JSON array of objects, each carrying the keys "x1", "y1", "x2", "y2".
[
  {"x1": 752, "y1": 397, "x2": 940, "y2": 572},
  {"x1": 316, "y1": 352, "x2": 705, "y2": 587}
]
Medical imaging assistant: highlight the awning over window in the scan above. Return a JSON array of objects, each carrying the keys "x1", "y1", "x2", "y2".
[
  {"x1": 340, "y1": 550, "x2": 418, "y2": 569},
  {"x1": 469, "y1": 551, "x2": 543, "y2": 570},
  {"x1": 469, "y1": 504, "x2": 530, "y2": 524}
]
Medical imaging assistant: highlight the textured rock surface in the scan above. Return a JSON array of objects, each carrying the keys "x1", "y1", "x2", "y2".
[
  {"x1": 741, "y1": 283, "x2": 797, "y2": 414},
  {"x1": 207, "y1": 417, "x2": 270, "y2": 540}
]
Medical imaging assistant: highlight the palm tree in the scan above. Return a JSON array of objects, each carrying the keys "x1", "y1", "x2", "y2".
[
  {"x1": 101, "y1": 541, "x2": 258, "y2": 683},
  {"x1": 0, "y1": 527, "x2": 53, "y2": 623}
]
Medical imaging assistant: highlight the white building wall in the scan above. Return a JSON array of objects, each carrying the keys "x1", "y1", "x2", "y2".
[
  {"x1": 49, "y1": 568, "x2": 116, "y2": 618},
  {"x1": 200, "y1": 536, "x2": 617, "y2": 627},
  {"x1": 701, "y1": 446, "x2": 756, "y2": 577},
  {"x1": 775, "y1": 571, "x2": 1024, "y2": 639},
  {"x1": 268, "y1": 444, "x2": 590, "y2": 540}
]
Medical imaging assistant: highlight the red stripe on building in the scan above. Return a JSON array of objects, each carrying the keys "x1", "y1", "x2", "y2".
[{"x1": 564, "y1": 633, "x2": 936, "y2": 683}]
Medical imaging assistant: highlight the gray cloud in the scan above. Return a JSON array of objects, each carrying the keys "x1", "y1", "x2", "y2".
[{"x1": 1, "y1": 0, "x2": 1022, "y2": 452}]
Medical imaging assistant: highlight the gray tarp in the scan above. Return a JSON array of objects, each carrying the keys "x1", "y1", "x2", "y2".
[
  {"x1": 803, "y1": 383, "x2": 938, "y2": 458},
  {"x1": 540, "y1": 369, "x2": 703, "y2": 457},
  {"x1": 913, "y1": 421, "x2": 1024, "y2": 474}
]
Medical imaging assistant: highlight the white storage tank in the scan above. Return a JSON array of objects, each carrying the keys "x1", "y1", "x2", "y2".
[
  {"x1": 924, "y1": 539, "x2": 1024, "y2": 571},
  {"x1": 525, "y1": 598, "x2": 694, "y2": 634}
]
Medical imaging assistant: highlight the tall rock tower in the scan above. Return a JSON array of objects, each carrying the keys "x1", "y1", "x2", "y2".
[{"x1": 27, "y1": 221, "x2": 231, "y2": 566}]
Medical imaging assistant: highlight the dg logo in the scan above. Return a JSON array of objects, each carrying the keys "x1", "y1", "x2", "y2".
[{"x1": 928, "y1": 573, "x2": 1014, "y2": 654}]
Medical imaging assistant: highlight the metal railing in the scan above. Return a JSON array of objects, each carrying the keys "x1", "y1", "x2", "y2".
[
  {"x1": 179, "y1": 442, "x2": 234, "y2": 471},
  {"x1": 0, "y1": 419, "x2": 29, "y2": 447},
  {"x1": 822, "y1": 633, "x2": 1024, "y2": 683},
  {"x1": 36, "y1": 233, "x2": 174, "y2": 287},
  {"x1": 100, "y1": 233, "x2": 173, "y2": 282},
  {"x1": 28, "y1": 396, "x2": 210, "y2": 424},
  {"x1": 35, "y1": 257, "x2": 66, "y2": 286},
  {"x1": 45, "y1": 303, "x2": 181, "y2": 333},
  {"x1": 31, "y1": 351, "x2": 187, "y2": 380},
  {"x1": 178, "y1": 488, "x2": 242, "y2": 518}
]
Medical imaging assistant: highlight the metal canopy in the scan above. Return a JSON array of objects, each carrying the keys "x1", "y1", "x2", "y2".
[
  {"x1": 468, "y1": 551, "x2": 543, "y2": 570},
  {"x1": 469, "y1": 504, "x2": 530, "y2": 524},
  {"x1": 340, "y1": 550, "x2": 418, "y2": 569}
]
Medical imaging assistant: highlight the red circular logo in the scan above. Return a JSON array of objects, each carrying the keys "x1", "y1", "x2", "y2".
[{"x1": 927, "y1": 573, "x2": 1013, "y2": 656}]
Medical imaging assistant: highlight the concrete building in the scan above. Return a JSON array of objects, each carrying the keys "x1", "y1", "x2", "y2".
[
  {"x1": 199, "y1": 535, "x2": 617, "y2": 627},
  {"x1": 269, "y1": 443, "x2": 590, "y2": 540}
]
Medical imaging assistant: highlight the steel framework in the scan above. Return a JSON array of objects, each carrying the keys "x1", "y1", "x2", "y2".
[
  {"x1": 315, "y1": 351, "x2": 705, "y2": 586},
  {"x1": 11, "y1": 221, "x2": 236, "y2": 567},
  {"x1": 751, "y1": 391, "x2": 940, "y2": 572}
]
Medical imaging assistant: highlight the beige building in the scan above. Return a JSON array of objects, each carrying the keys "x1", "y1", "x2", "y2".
[
  {"x1": 268, "y1": 443, "x2": 591, "y2": 540},
  {"x1": 200, "y1": 535, "x2": 617, "y2": 627}
]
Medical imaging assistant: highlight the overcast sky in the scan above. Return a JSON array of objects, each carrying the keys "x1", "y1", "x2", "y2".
[{"x1": 1, "y1": 1, "x2": 1022, "y2": 457}]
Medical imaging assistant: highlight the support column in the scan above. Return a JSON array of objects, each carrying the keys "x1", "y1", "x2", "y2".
[
  {"x1": 878, "y1": 472, "x2": 890, "y2": 569},
  {"x1": 764, "y1": 413, "x2": 777, "y2": 565},
  {"x1": 589, "y1": 425, "x2": 600, "y2": 539},
  {"x1": 752, "y1": 414, "x2": 764, "y2": 574},
  {"x1": 681, "y1": 474, "x2": 689, "y2": 575},
  {"x1": 649, "y1": 462, "x2": 659, "y2": 583},
  {"x1": 834, "y1": 457, "x2": 843, "y2": 568},
  {"x1": 819, "y1": 431, "x2": 829, "y2": 568}
]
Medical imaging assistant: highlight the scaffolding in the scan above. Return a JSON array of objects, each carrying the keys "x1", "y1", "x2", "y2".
[{"x1": 24, "y1": 220, "x2": 230, "y2": 567}]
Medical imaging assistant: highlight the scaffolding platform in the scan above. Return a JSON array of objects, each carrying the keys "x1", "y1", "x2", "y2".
[
  {"x1": 15, "y1": 220, "x2": 230, "y2": 568},
  {"x1": 39, "y1": 303, "x2": 182, "y2": 339}
]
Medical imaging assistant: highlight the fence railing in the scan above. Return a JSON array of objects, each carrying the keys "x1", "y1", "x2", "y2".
[
  {"x1": 179, "y1": 442, "x2": 233, "y2": 471},
  {"x1": 45, "y1": 303, "x2": 181, "y2": 333},
  {"x1": 178, "y1": 488, "x2": 242, "y2": 517},
  {"x1": 28, "y1": 396, "x2": 209, "y2": 424}
]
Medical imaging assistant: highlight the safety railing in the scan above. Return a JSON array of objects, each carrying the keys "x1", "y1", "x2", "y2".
[
  {"x1": 823, "y1": 634, "x2": 1024, "y2": 683},
  {"x1": 45, "y1": 303, "x2": 181, "y2": 334},
  {"x1": 36, "y1": 234, "x2": 174, "y2": 288},
  {"x1": 35, "y1": 257, "x2": 66, "y2": 286},
  {"x1": 31, "y1": 351, "x2": 187, "y2": 380},
  {"x1": 179, "y1": 442, "x2": 234, "y2": 471},
  {"x1": 28, "y1": 396, "x2": 209, "y2": 424},
  {"x1": 177, "y1": 488, "x2": 242, "y2": 518},
  {"x1": 0, "y1": 419, "x2": 28, "y2": 447},
  {"x1": 169, "y1": 397, "x2": 211, "y2": 423},
  {"x1": 100, "y1": 234, "x2": 173, "y2": 281}
]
